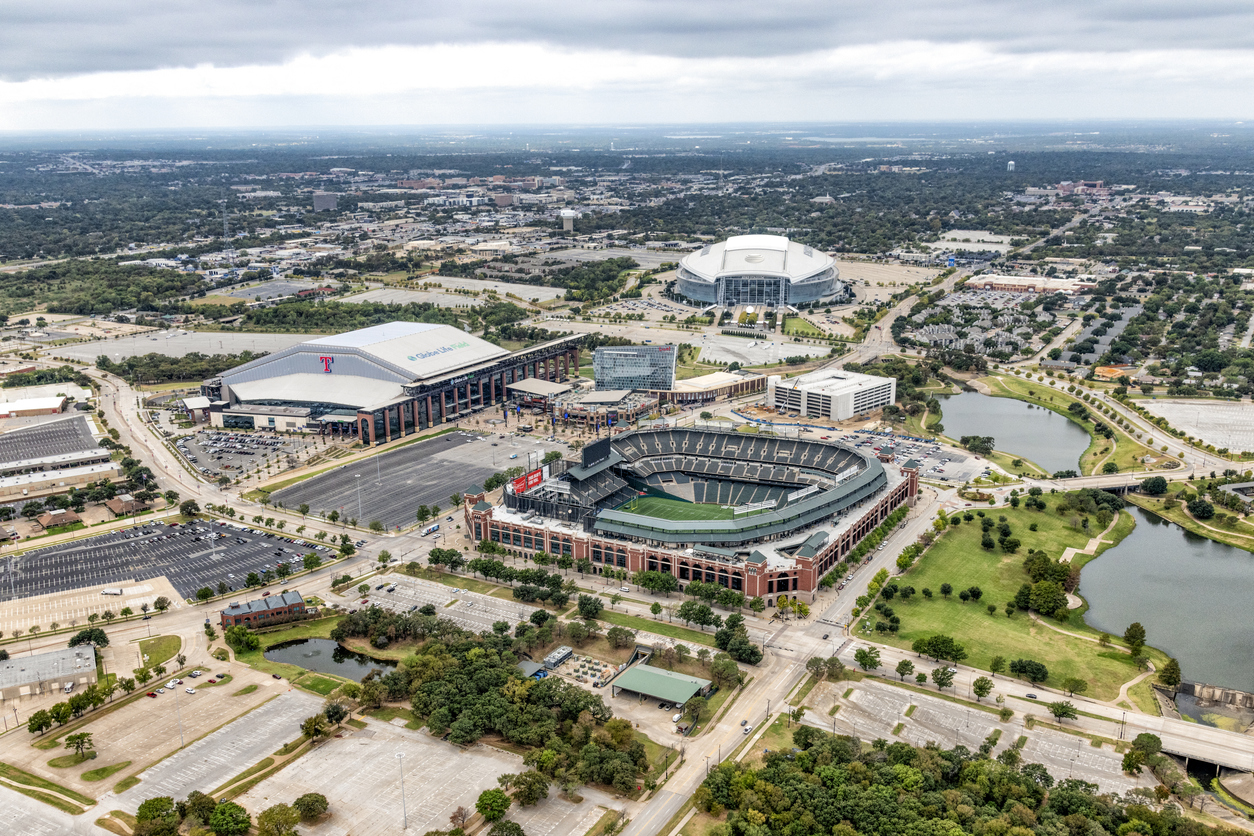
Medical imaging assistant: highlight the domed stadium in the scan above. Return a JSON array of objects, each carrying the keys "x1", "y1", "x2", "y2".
[
  {"x1": 676, "y1": 234, "x2": 842, "y2": 306},
  {"x1": 466, "y1": 427, "x2": 918, "y2": 603}
]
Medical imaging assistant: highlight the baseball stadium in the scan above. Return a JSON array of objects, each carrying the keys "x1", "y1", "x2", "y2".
[{"x1": 465, "y1": 426, "x2": 918, "y2": 603}]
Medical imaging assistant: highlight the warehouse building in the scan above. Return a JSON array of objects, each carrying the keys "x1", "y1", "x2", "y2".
[
  {"x1": 202, "y1": 322, "x2": 581, "y2": 444},
  {"x1": 0, "y1": 646, "x2": 97, "y2": 702},
  {"x1": 767, "y1": 369, "x2": 896, "y2": 421},
  {"x1": 0, "y1": 415, "x2": 118, "y2": 501}
]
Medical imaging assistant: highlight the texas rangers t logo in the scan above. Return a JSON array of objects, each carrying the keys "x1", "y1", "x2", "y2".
[{"x1": 319, "y1": 356, "x2": 334, "y2": 373}]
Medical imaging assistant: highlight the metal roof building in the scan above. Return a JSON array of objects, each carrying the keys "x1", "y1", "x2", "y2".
[
  {"x1": 610, "y1": 664, "x2": 711, "y2": 705},
  {"x1": 201, "y1": 321, "x2": 583, "y2": 444},
  {"x1": 0, "y1": 646, "x2": 97, "y2": 700}
]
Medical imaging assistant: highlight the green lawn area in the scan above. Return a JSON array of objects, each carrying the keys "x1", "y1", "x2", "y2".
[
  {"x1": 872, "y1": 502, "x2": 1152, "y2": 701},
  {"x1": 48, "y1": 753, "x2": 93, "y2": 768},
  {"x1": 782, "y1": 316, "x2": 826, "y2": 338},
  {"x1": 742, "y1": 713, "x2": 793, "y2": 766},
  {"x1": 594, "y1": 609, "x2": 715, "y2": 647},
  {"x1": 231, "y1": 617, "x2": 342, "y2": 677},
  {"x1": 614, "y1": 495, "x2": 769, "y2": 522},
  {"x1": 294, "y1": 673, "x2": 343, "y2": 696},
  {"x1": 0, "y1": 761, "x2": 96, "y2": 806},
  {"x1": 113, "y1": 776, "x2": 140, "y2": 794},
  {"x1": 364, "y1": 706, "x2": 424, "y2": 729},
  {"x1": 82, "y1": 761, "x2": 131, "y2": 782},
  {"x1": 137, "y1": 635, "x2": 181, "y2": 669}
]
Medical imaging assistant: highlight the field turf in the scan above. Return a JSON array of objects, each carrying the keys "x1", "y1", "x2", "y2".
[{"x1": 616, "y1": 495, "x2": 738, "y2": 521}]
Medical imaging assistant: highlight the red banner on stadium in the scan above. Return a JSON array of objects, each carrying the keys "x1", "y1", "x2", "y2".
[
  {"x1": 526, "y1": 468, "x2": 543, "y2": 491},
  {"x1": 511, "y1": 474, "x2": 528, "y2": 493}
]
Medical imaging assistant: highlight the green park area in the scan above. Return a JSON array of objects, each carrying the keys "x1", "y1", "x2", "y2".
[
  {"x1": 137, "y1": 635, "x2": 181, "y2": 669},
  {"x1": 865, "y1": 496, "x2": 1166, "y2": 701}
]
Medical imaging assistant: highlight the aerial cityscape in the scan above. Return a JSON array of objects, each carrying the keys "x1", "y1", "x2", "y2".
[{"x1": 2, "y1": 5, "x2": 1254, "y2": 836}]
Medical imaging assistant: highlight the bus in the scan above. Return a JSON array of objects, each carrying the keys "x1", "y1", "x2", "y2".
[{"x1": 421, "y1": 523, "x2": 440, "y2": 536}]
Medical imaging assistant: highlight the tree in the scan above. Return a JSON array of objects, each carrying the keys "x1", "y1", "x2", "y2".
[
  {"x1": 301, "y1": 714, "x2": 328, "y2": 740},
  {"x1": 303, "y1": 553, "x2": 322, "y2": 571},
  {"x1": 68, "y1": 627, "x2": 109, "y2": 647},
  {"x1": 512, "y1": 770, "x2": 550, "y2": 806},
  {"x1": 179, "y1": 499, "x2": 200, "y2": 517},
  {"x1": 27, "y1": 710, "x2": 52, "y2": 736},
  {"x1": 685, "y1": 696, "x2": 708, "y2": 723},
  {"x1": 895, "y1": 659, "x2": 915, "y2": 681},
  {"x1": 65, "y1": 731, "x2": 94, "y2": 756},
  {"x1": 1061, "y1": 677, "x2": 1089, "y2": 697},
  {"x1": 606, "y1": 626, "x2": 636, "y2": 649},
  {"x1": 137, "y1": 797, "x2": 178, "y2": 825},
  {"x1": 1123, "y1": 622, "x2": 1147, "y2": 655},
  {"x1": 853, "y1": 647, "x2": 880, "y2": 671},
  {"x1": 50, "y1": 702, "x2": 72, "y2": 725},
  {"x1": 939, "y1": 583, "x2": 952, "y2": 598},
  {"x1": 1187, "y1": 498, "x2": 1215, "y2": 520},
  {"x1": 489, "y1": 823, "x2": 528, "y2": 836},
  {"x1": 1048, "y1": 701, "x2": 1078, "y2": 724},
  {"x1": 476, "y1": 788, "x2": 512, "y2": 822},
  {"x1": 1132, "y1": 733, "x2": 1162, "y2": 757},
  {"x1": 224, "y1": 625, "x2": 260, "y2": 652},
  {"x1": 1122, "y1": 748, "x2": 1146, "y2": 775},
  {"x1": 930, "y1": 666, "x2": 955, "y2": 691},
  {"x1": 153, "y1": 596, "x2": 170, "y2": 612},
  {"x1": 448, "y1": 805, "x2": 470, "y2": 830},
  {"x1": 1140, "y1": 476, "x2": 1168, "y2": 496},
  {"x1": 209, "y1": 800, "x2": 252, "y2": 836},
  {"x1": 256, "y1": 803, "x2": 300, "y2": 836},
  {"x1": 650, "y1": 602, "x2": 662, "y2": 619},
  {"x1": 576, "y1": 594, "x2": 603, "y2": 620},
  {"x1": 184, "y1": 790, "x2": 219, "y2": 824},
  {"x1": 972, "y1": 676, "x2": 993, "y2": 702},
  {"x1": 1158, "y1": 658, "x2": 1182, "y2": 692},
  {"x1": 1008, "y1": 658, "x2": 1049, "y2": 683}
]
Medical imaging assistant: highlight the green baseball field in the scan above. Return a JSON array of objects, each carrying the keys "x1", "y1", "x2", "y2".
[{"x1": 616, "y1": 495, "x2": 766, "y2": 521}]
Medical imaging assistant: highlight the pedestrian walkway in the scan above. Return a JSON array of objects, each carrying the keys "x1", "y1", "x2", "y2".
[{"x1": 1059, "y1": 512, "x2": 1121, "y2": 564}]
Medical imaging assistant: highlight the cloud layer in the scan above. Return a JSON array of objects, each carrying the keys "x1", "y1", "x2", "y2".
[{"x1": 2, "y1": 2, "x2": 1253, "y2": 130}]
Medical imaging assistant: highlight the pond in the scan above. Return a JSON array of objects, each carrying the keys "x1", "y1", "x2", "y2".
[
  {"x1": 937, "y1": 390, "x2": 1090, "y2": 474},
  {"x1": 263, "y1": 638, "x2": 396, "y2": 682},
  {"x1": 1082, "y1": 506, "x2": 1254, "y2": 695}
]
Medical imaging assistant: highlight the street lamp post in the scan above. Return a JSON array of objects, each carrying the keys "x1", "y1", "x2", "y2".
[
  {"x1": 397, "y1": 752, "x2": 407, "y2": 829},
  {"x1": 355, "y1": 475, "x2": 362, "y2": 522}
]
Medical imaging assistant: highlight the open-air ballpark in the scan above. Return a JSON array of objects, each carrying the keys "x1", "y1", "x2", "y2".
[{"x1": 5, "y1": 0, "x2": 1254, "y2": 832}]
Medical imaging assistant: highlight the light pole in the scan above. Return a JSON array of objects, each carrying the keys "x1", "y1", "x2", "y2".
[
  {"x1": 355, "y1": 475, "x2": 362, "y2": 522},
  {"x1": 397, "y1": 752, "x2": 407, "y2": 829}
]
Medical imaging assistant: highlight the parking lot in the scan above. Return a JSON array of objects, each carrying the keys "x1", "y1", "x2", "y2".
[
  {"x1": 697, "y1": 334, "x2": 831, "y2": 366},
  {"x1": 0, "y1": 520, "x2": 336, "y2": 601},
  {"x1": 234, "y1": 718, "x2": 619, "y2": 836},
  {"x1": 803, "y1": 679, "x2": 1144, "y2": 795},
  {"x1": 111, "y1": 688, "x2": 323, "y2": 815},
  {"x1": 176, "y1": 429, "x2": 316, "y2": 480},
  {"x1": 54, "y1": 330, "x2": 313, "y2": 363},
  {"x1": 272, "y1": 430, "x2": 567, "y2": 530},
  {"x1": 338, "y1": 575, "x2": 534, "y2": 633},
  {"x1": 842, "y1": 430, "x2": 986, "y2": 484}
]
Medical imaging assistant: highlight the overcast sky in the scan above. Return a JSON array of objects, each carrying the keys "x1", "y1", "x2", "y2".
[{"x1": 2, "y1": 1, "x2": 1253, "y2": 131}]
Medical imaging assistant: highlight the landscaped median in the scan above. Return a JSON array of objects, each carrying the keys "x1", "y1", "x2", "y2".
[{"x1": 0, "y1": 760, "x2": 97, "y2": 815}]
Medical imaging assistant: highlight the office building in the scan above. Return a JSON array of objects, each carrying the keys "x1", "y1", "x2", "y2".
[
  {"x1": 593, "y1": 345, "x2": 677, "y2": 391},
  {"x1": 767, "y1": 369, "x2": 896, "y2": 420}
]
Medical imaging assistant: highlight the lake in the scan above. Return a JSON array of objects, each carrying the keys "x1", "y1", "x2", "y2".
[
  {"x1": 938, "y1": 390, "x2": 1090, "y2": 474},
  {"x1": 1082, "y1": 506, "x2": 1254, "y2": 693},
  {"x1": 263, "y1": 638, "x2": 396, "y2": 682}
]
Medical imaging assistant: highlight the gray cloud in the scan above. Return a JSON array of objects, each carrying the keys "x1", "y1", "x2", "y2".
[{"x1": 5, "y1": 1, "x2": 1254, "y2": 80}]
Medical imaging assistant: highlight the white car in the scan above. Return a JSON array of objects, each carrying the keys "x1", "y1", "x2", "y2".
[{"x1": 185, "y1": 688, "x2": 196, "y2": 694}]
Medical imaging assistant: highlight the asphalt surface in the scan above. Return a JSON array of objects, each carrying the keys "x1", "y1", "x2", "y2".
[
  {"x1": 271, "y1": 430, "x2": 566, "y2": 530},
  {"x1": 0, "y1": 520, "x2": 334, "y2": 601}
]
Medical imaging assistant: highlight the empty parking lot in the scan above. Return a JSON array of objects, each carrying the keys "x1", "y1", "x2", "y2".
[
  {"x1": 272, "y1": 431, "x2": 567, "y2": 530},
  {"x1": 0, "y1": 521, "x2": 335, "y2": 601}
]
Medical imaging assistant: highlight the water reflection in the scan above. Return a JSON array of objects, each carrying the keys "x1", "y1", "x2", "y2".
[
  {"x1": 937, "y1": 391, "x2": 1090, "y2": 474},
  {"x1": 263, "y1": 638, "x2": 396, "y2": 682}
]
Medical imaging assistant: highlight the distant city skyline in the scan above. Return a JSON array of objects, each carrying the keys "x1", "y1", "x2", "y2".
[{"x1": 2, "y1": 2, "x2": 1254, "y2": 130}]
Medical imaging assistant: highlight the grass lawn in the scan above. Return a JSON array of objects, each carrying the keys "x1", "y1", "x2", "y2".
[
  {"x1": 112, "y1": 776, "x2": 140, "y2": 794},
  {"x1": 595, "y1": 609, "x2": 716, "y2": 647},
  {"x1": 681, "y1": 811, "x2": 726, "y2": 836},
  {"x1": 615, "y1": 495, "x2": 760, "y2": 522},
  {"x1": 48, "y1": 752, "x2": 94, "y2": 768},
  {"x1": 138, "y1": 635, "x2": 181, "y2": 668},
  {"x1": 425, "y1": 569, "x2": 510, "y2": 596},
  {"x1": 232, "y1": 684, "x2": 259, "y2": 696},
  {"x1": 82, "y1": 761, "x2": 131, "y2": 782},
  {"x1": 294, "y1": 673, "x2": 343, "y2": 696},
  {"x1": 232, "y1": 617, "x2": 343, "y2": 677},
  {"x1": 364, "y1": 706, "x2": 424, "y2": 729},
  {"x1": 0, "y1": 761, "x2": 96, "y2": 806},
  {"x1": 782, "y1": 316, "x2": 826, "y2": 338},
  {"x1": 874, "y1": 502, "x2": 1152, "y2": 701},
  {"x1": 742, "y1": 713, "x2": 793, "y2": 767}
]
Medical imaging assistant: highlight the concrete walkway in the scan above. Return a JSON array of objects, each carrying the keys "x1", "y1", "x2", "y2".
[{"x1": 1059, "y1": 512, "x2": 1122, "y2": 564}]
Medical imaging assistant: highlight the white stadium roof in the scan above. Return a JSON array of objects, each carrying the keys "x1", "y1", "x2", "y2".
[
  {"x1": 304, "y1": 322, "x2": 509, "y2": 380},
  {"x1": 680, "y1": 234, "x2": 833, "y2": 282}
]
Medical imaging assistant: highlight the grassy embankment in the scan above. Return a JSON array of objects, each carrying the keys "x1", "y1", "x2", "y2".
[{"x1": 865, "y1": 498, "x2": 1167, "y2": 701}]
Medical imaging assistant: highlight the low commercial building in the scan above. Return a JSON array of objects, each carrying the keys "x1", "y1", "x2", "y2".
[
  {"x1": 34, "y1": 509, "x2": 81, "y2": 530},
  {"x1": 543, "y1": 645, "x2": 573, "y2": 670},
  {"x1": 0, "y1": 396, "x2": 67, "y2": 418},
  {"x1": 220, "y1": 590, "x2": 307, "y2": 629},
  {"x1": 551, "y1": 390, "x2": 658, "y2": 430},
  {"x1": 104, "y1": 494, "x2": 150, "y2": 518},
  {"x1": 972, "y1": 275, "x2": 1098, "y2": 294},
  {"x1": 654, "y1": 370, "x2": 766, "y2": 406},
  {"x1": 767, "y1": 369, "x2": 896, "y2": 421},
  {"x1": 610, "y1": 664, "x2": 712, "y2": 705},
  {"x1": 0, "y1": 646, "x2": 97, "y2": 701}
]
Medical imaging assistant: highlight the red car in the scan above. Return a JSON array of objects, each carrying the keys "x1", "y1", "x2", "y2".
[
  {"x1": 207, "y1": 679, "x2": 217, "y2": 684},
  {"x1": 146, "y1": 692, "x2": 158, "y2": 698}
]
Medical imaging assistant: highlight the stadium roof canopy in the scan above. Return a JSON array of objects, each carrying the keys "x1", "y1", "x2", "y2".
[
  {"x1": 218, "y1": 322, "x2": 511, "y2": 411},
  {"x1": 680, "y1": 234, "x2": 833, "y2": 282},
  {"x1": 611, "y1": 664, "x2": 710, "y2": 705}
]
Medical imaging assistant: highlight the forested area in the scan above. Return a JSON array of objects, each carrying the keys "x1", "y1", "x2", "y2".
[
  {"x1": 326, "y1": 609, "x2": 653, "y2": 791},
  {"x1": 1, "y1": 364, "x2": 92, "y2": 389},
  {"x1": 0, "y1": 260, "x2": 207, "y2": 316},
  {"x1": 695, "y1": 724, "x2": 1233, "y2": 836},
  {"x1": 95, "y1": 351, "x2": 266, "y2": 383}
]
